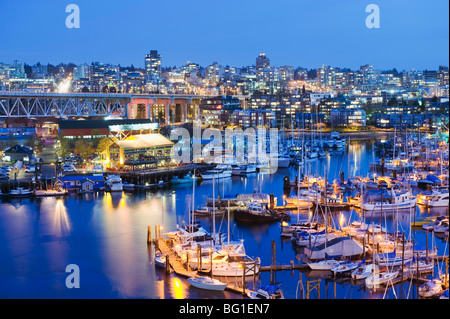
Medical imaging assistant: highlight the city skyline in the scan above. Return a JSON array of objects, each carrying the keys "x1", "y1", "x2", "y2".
[{"x1": 0, "y1": 0, "x2": 448, "y2": 70}]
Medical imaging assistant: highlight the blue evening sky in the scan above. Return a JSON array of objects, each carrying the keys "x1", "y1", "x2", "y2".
[{"x1": 0, "y1": 0, "x2": 448, "y2": 70}]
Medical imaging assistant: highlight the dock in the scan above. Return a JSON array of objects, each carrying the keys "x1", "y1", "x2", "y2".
[
  {"x1": 34, "y1": 189, "x2": 68, "y2": 197},
  {"x1": 153, "y1": 237, "x2": 249, "y2": 295},
  {"x1": 260, "y1": 263, "x2": 309, "y2": 272},
  {"x1": 120, "y1": 163, "x2": 214, "y2": 186}
]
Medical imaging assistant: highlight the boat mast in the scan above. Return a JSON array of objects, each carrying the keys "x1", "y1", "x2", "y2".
[{"x1": 213, "y1": 174, "x2": 216, "y2": 247}]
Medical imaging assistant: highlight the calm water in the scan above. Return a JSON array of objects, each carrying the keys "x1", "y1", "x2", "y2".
[{"x1": 0, "y1": 141, "x2": 448, "y2": 299}]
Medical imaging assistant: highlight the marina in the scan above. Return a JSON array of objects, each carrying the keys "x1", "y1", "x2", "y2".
[{"x1": 1, "y1": 135, "x2": 448, "y2": 299}]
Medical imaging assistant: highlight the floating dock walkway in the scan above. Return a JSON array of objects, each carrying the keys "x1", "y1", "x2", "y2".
[{"x1": 152, "y1": 237, "x2": 249, "y2": 295}]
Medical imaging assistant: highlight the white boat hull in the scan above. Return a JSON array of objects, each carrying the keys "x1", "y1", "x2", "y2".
[{"x1": 187, "y1": 277, "x2": 227, "y2": 291}]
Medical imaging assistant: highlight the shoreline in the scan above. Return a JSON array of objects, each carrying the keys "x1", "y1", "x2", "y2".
[{"x1": 287, "y1": 129, "x2": 393, "y2": 140}]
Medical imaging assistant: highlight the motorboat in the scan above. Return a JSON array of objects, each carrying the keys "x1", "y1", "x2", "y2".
[
  {"x1": 280, "y1": 220, "x2": 323, "y2": 238},
  {"x1": 269, "y1": 153, "x2": 291, "y2": 168},
  {"x1": 9, "y1": 187, "x2": 33, "y2": 197},
  {"x1": 201, "y1": 165, "x2": 232, "y2": 180},
  {"x1": 422, "y1": 216, "x2": 449, "y2": 231},
  {"x1": 351, "y1": 263, "x2": 378, "y2": 280},
  {"x1": 419, "y1": 279, "x2": 444, "y2": 298},
  {"x1": 331, "y1": 260, "x2": 363, "y2": 276},
  {"x1": 360, "y1": 188, "x2": 416, "y2": 212},
  {"x1": 341, "y1": 221, "x2": 369, "y2": 238},
  {"x1": 346, "y1": 193, "x2": 362, "y2": 207},
  {"x1": 233, "y1": 202, "x2": 289, "y2": 224},
  {"x1": 187, "y1": 276, "x2": 227, "y2": 291},
  {"x1": 232, "y1": 164, "x2": 257, "y2": 176},
  {"x1": 154, "y1": 252, "x2": 166, "y2": 268},
  {"x1": 122, "y1": 182, "x2": 135, "y2": 192},
  {"x1": 374, "y1": 250, "x2": 412, "y2": 267},
  {"x1": 105, "y1": 175, "x2": 123, "y2": 192},
  {"x1": 403, "y1": 259, "x2": 435, "y2": 275},
  {"x1": 365, "y1": 270, "x2": 398, "y2": 288},
  {"x1": 207, "y1": 253, "x2": 260, "y2": 277},
  {"x1": 192, "y1": 206, "x2": 225, "y2": 217},
  {"x1": 285, "y1": 190, "x2": 319, "y2": 207},
  {"x1": 247, "y1": 284, "x2": 284, "y2": 299},
  {"x1": 418, "y1": 190, "x2": 449, "y2": 207},
  {"x1": 170, "y1": 172, "x2": 199, "y2": 184},
  {"x1": 434, "y1": 221, "x2": 449, "y2": 233}
]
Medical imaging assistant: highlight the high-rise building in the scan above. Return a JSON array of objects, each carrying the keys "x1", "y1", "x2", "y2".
[
  {"x1": 145, "y1": 50, "x2": 162, "y2": 84},
  {"x1": 256, "y1": 53, "x2": 270, "y2": 71},
  {"x1": 73, "y1": 64, "x2": 91, "y2": 81},
  {"x1": 205, "y1": 62, "x2": 223, "y2": 83},
  {"x1": 279, "y1": 66, "x2": 294, "y2": 81},
  {"x1": 438, "y1": 66, "x2": 449, "y2": 86},
  {"x1": 317, "y1": 65, "x2": 336, "y2": 88}
]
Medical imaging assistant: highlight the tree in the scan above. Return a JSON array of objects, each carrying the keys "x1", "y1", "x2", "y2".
[
  {"x1": 387, "y1": 97, "x2": 398, "y2": 106},
  {"x1": 90, "y1": 129, "x2": 101, "y2": 147},
  {"x1": 96, "y1": 137, "x2": 112, "y2": 154},
  {"x1": 75, "y1": 138, "x2": 94, "y2": 162},
  {"x1": 57, "y1": 132, "x2": 69, "y2": 158}
]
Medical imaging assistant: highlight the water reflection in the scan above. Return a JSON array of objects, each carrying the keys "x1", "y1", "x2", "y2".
[{"x1": 53, "y1": 199, "x2": 71, "y2": 238}]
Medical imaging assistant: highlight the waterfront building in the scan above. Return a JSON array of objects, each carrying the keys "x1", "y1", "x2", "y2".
[
  {"x1": 373, "y1": 113, "x2": 425, "y2": 129},
  {"x1": 330, "y1": 108, "x2": 366, "y2": 127},
  {"x1": 105, "y1": 133, "x2": 174, "y2": 168},
  {"x1": 59, "y1": 119, "x2": 158, "y2": 140},
  {"x1": 2, "y1": 144, "x2": 34, "y2": 162}
]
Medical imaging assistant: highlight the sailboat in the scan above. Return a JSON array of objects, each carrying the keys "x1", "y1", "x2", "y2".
[
  {"x1": 247, "y1": 284, "x2": 284, "y2": 299},
  {"x1": 187, "y1": 276, "x2": 227, "y2": 291},
  {"x1": 365, "y1": 270, "x2": 399, "y2": 288}
]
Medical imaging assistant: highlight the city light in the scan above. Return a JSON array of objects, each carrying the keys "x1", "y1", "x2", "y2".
[{"x1": 57, "y1": 77, "x2": 72, "y2": 93}]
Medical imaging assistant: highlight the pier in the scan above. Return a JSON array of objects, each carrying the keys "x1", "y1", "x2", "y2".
[
  {"x1": 119, "y1": 163, "x2": 215, "y2": 186},
  {"x1": 150, "y1": 233, "x2": 253, "y2": 295}
]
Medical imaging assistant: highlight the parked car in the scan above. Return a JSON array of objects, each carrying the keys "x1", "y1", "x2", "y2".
[
  {"x1": 25, "y1": 165, "x2": 36, "y2": 173},
  {"x1": 62, "y1": 164, "x2": 76, "y2": 172},
  {"x1": 93, "y1": 164, "x2": 103, "y2": 172}
]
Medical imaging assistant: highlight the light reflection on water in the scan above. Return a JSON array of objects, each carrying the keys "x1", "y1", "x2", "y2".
[{"x1": 0, "y1": 140, "x2": 448, "y2": 299}]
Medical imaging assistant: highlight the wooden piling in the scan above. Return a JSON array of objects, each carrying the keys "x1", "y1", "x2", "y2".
[
  {"x1": 241, "y1": 263, "x2": 246, "y2": 295},
  {"x1": 147, "y1": 226, "x2": 152, "y2": 244},
  {"x1": 165, "y1": 254, "x2": 170, "y2": 275}
]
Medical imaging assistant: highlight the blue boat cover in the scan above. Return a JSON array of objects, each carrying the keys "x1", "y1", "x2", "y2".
[{"x1": 426, "y1": 174, "x2": 441, "y2": 182}]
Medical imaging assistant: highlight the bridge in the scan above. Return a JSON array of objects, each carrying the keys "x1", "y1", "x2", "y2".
[{"x1": 0, "y1": 91, "x2": 249, "y2": 125}]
